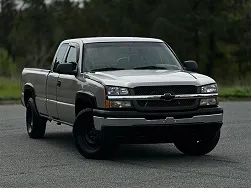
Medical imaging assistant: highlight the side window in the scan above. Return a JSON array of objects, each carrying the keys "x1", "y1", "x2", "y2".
[
  {"x1": 53, "y1": 44, "x2": 68, "y2": 72},
  {"x1": 65, "y1": 46, "x2": 77, "y2": 63}
]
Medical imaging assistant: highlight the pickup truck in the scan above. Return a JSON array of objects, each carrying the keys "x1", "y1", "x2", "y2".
[{"x1": 21, "y1": 37, "x2": 223, "y2": 159}]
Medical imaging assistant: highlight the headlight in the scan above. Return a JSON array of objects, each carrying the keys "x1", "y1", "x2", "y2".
[
  {"x1": 201, "y1": 84, "x2": 218, "y2": 93},
  {"x1": 107, "y1": 86, "x2": 129, "y2": 96},
  {"x1": 106, "y1": 86, "x2": 131, "y2": 108},
  {"x1": 200, "y1": 98, "x2": 218, "y2": 106},
  {"x1": 109, "y1": 101, "x2": 132, "y2": 108},
  {"x1": 200, "y1": 84, "x2": 218, "y2": 106}
]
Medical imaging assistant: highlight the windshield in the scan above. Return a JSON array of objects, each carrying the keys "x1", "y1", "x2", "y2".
[{"x1": 83, "y1": 42, "x2": 183, "y2": 72}]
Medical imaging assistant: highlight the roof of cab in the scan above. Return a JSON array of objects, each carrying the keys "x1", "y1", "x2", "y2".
[{"x1": 63, "y1": 37, "x2": 164, "y2": 44}]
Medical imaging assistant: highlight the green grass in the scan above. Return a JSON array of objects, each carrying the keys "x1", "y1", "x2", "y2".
[
  {"x1": 0, "y1": 77, "x2": 251, "y2": 103},
  {"x1": 219, "y1": 86, "x2": 251, "y2": 100},
  {"x1": 0, "y1": 77, "x2": 20, "y2": 101}
]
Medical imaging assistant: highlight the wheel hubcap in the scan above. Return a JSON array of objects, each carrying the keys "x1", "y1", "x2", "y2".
[
  {"x1": 79, "y1": 117, "x2": 100, "y2": 149},
  {"x1": 84, "y1": 126, "x2": 98, "y2": 145}
]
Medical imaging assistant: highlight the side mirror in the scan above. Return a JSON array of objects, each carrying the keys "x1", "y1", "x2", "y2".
[
  {"x1": 56, "y1": 62, "x2": 78, "y2": 75},
  {"x1": 183, "y1": 60, "x2": 198, "y2": 72}
]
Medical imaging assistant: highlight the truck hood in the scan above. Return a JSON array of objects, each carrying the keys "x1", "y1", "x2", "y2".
[{"x1": 85, "y1": 70, "x2": 216, "y2": 88}]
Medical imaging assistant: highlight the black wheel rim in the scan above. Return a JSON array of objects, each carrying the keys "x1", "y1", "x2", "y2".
[
  {"x1": 26, "y1": 105, "x2": 33, "y2": 134},
  {"x1": 85, "y1": 127, "x2": 98, "y2": 144},
  {"x1": 80, "y1": 121, "x2": 100, "y2": 149}
]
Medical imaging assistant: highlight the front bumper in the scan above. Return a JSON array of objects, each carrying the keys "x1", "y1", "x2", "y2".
[{"x1": 93, "y1": 107, "x2": 223, "y2": 131}]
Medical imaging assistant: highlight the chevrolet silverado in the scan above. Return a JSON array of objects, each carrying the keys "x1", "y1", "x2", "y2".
[{"x1": 21, "y1": 37, "x2": 223, "y2": 159}]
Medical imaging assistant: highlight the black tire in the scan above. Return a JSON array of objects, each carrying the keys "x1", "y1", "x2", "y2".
[
  {"x1": 73, "y1": 109, "x2": 117, "y2": 159},
  {"x1": 174, "y1": 130, "x2": 221, "y2": 156},
  {"x1": 26, "y1": 98, "x2": 47, "y2": 139}
]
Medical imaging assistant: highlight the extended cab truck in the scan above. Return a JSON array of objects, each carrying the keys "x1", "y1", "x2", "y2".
[{"x1": 21, "y1": 37, "x2": 223, "y2": 159}]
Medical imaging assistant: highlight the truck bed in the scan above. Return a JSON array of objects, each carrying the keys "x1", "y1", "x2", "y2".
[{"x1": 21, "y1": 68, "x2": 50, "y2": 115}]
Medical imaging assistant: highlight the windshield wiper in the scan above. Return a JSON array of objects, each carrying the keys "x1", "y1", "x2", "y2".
[
  {"x1": 133, "y1": 65, "x2": 168, "y2": 70},
  {"x1": 90, "y1": 67, "x2": 125, "y2": 72}
]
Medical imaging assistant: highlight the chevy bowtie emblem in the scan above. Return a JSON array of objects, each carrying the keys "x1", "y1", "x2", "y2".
[{"x1": 160, "y1": 93, "x2": 175, "y2": 101}]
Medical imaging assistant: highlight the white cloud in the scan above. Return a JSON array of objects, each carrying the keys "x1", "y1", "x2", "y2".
[{"x1": 14, "y1": 0, "x2": 84, "y2": 10}]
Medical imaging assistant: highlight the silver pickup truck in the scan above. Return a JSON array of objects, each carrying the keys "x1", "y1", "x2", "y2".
[{"x1": 21, "y1": 37, "x2": 223, "y2": 159}]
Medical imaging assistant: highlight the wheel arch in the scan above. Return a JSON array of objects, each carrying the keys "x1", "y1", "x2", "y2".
[
  {"x1": 24, "y1": 84, "x2": 36, "y2": 107},
  {"x1": 75, "y1": 91, "x2": 97, "y2": 116}
]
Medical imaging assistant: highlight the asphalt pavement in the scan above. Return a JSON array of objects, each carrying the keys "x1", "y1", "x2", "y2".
[{"x1": 0, "y1": 102, "x2": 251, "y2": 188}]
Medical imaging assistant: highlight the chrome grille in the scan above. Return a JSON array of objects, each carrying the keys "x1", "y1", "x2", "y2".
[
  {"x1": 132, "y1": 85, "x2": 199, "y2": 111},
  {"x1": 134, "y1": 85, "x2": 197, "y2": 95}
]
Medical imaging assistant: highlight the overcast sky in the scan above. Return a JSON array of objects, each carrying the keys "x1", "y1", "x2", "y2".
[
  {"x1": 0, "y1": 0, "x2": 85, "y2": 11},
  {"x1": 15, "y1": 0, "x2": 84, "y2": 9}
]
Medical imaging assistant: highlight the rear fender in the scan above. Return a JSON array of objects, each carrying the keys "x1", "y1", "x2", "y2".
[{"x1": 23, "y1": 84, "x2": 39, "y2": 114}]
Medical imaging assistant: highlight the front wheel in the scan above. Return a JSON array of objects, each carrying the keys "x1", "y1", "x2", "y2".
[
  {"x1": 73, "y1": 109, "x2": 117, "y2": 159},
  {"x1": 174, "y1": 130, "x2": 221, "y2": 156}
]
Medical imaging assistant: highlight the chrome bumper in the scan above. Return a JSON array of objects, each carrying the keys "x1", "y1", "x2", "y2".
[
  {"x1": 107, "y1": 93, "x2": 218, "y2": 101},
  {"x1": 93, "y1": 113, "x2": 223, "y2": 131}
]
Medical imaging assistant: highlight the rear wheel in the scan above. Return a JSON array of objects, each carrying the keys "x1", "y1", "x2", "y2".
[
  {"x1": 26, "y1": 98, "x2": 47, "y2": 138},
  {"x1": 73, "y1": 109, "x2": 117, "y2": 159},
  {"x1": 174, "y1": 130, "x2": 221, "y2": 156}
]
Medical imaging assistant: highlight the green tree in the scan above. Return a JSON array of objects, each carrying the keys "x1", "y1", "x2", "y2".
[
  {"x1": 0, "y1": 48, "x2": 17, "y2": 77},
  {"x1": 0, "y1": 0, "x2": 251, "y2": 84},
  {"x1": 0, "y1": 0, "x2": 16, "y2": 54}
]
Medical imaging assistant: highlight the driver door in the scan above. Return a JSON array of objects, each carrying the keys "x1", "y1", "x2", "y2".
[
  {"x1": 46, "y1": 43, "x2": 69, "y2": 119},
  {"x1": 57, "y1": 43, "x2": 80, "y2": 124}
]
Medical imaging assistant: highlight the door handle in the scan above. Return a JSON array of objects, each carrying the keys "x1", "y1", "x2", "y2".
[{"x1": 57, "y1": 80, "x2": 61, "y2": 87}]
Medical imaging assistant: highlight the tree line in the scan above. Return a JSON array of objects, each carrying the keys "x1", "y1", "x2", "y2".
[{"x1": 0, "y1": 0, "x2": 251, "y2": 85}]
